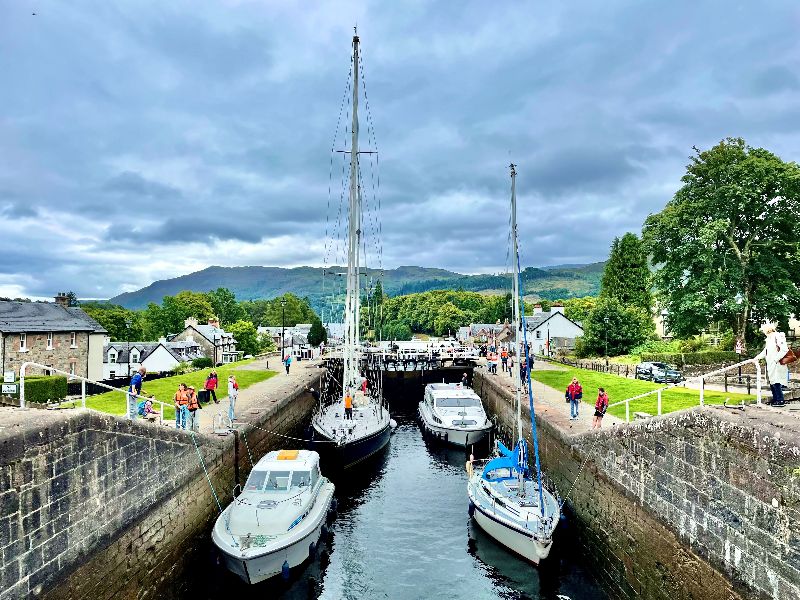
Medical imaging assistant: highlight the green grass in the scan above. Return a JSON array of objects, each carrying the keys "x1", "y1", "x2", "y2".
[
  {"x1": 530, "y1": 367, "x2": 756, "y2": 420},
  {"x1": 64, "y1": 360, "x2": 277, "y2": 419}
]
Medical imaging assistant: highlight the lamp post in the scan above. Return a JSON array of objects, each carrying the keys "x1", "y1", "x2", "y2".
[
  {"x1": 603, "y1": 317, "x2": 609, "y2": 358},
  {"x1": 125, "y1": 319, "x2": 132, "y2": 377},
  {"x1": 280, "y1": 298, "x2": 287, "y2": 363}
]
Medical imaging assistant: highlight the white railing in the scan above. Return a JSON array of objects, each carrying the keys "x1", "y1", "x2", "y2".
[
  {"x1": 19, "y1": 361, "x2": 171, "y2": 421},
  {"x1": 607, "y1": 357, "x2": 764, "y2": 423}
]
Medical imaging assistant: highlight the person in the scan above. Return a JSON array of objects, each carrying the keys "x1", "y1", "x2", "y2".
[
  {"x1": 344, "y1": 392, "x2": 353, "y2": 420},
  {"x1": 205, "y1": 371, "x2": 219, "y2": 404},
  {"x1": 319, "y1": 341, "x2": 325, "y2": 357},
  {"x1": 500, "y1": 348, "x2": 509, "y2": 372},
  {"x1": 487, "y1": 351, "x2": 498, "y2": 375},
  {"x1": 307, "y1": 387, "x2": 321, "y2": 403},
  {"x1": 228, "y1": 375, "x2": 239, "y2": 421},
  {"x1": 756, "y1": 322, "x2": 789, "y2": 407},
  {"x1": 508, "y1": 354, "x2": 515, "y2": 377},
  {"x1": 593, "y1": 388, "x2": 609, "y2": 429},
  {"x1": 461, "y1": 372, "x2": 469, "y2": 387},
  {"x1": 520, "y1": 361, "x2": 528, "y2": 392},
  {"x1": 127, "y1": 367, "x2": 146, "y2": 420},
  {"x1": 361, "y1": 373, "x2": 368, "y2": 394},
  {"x1": 565, "y1": 377, "x2": 583, "y2": 421},
  {"x1": 186, "y1": 386, "x2": 202, "y2": 432},
  {"x1": 173, "y1": 383, "x2": 189, "y2": 430},
  {"x1": 284, "y1": 353, "x2": 293, "y2": 375}
]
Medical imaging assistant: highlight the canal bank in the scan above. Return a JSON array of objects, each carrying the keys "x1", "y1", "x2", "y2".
[
  {"x1": 0, "y1": 363, "x2": 323, "y2": 600},
  {"x1": 473, "y1": 368, "x2": 800, "y2": 600}
]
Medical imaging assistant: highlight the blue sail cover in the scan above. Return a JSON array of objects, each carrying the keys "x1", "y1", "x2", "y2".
[{"x1": 481, "y1": 439, "x2": 529, "y2": 481}]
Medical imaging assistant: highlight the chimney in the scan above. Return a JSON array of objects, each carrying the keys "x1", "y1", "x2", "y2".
[
  {"x1": 184, "y1": 317, "x2": 198, "y2": 328},
  {"x1": 158, "y1": 336, "x2": 167, "y2": 343},
  {"x1": 54, "y1": 292, "x2": 69, "y2": 308},
  {"x1": 533, "y1": 303, "x2": 543, "y2": 314},
  {"x1": 208, "y1": 317, "x2": 220, "y2": 328},
  {"x1": 551, "y1": 302, "x2": 564, "y2": 314}
]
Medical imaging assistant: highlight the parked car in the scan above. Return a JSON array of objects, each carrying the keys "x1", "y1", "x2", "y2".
[{"x1": 635, "y1": 362, "x2": 684, "y2": 383}]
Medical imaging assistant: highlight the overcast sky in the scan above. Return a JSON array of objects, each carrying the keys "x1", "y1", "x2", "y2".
[{"x1": 1, "y1": 0, "x2": 798, "y2": 299}]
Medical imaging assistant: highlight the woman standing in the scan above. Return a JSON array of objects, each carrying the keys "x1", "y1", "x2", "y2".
[
  {"x1": 173, "y1": 383, "x2": 189, "y2": 430},
  {"x1": 205, "y1": 371, "x2": 219, "y2": 404},
  {"x1": 228, "y1": 375, "x2": 239, "y2": 421},
  {"x1": 593, "y1": 388, "x2": 609, "y2": 429},
  {"x1": 755, "y1": 322, "x2": 789, "y2": 407}
]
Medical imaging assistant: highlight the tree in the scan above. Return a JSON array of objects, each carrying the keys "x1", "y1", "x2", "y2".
[
  {"x1": 599, "y1": 233, "x2": 652, "y2": 314},
  {"x1": 65, "y1": 291, "x2": 79, "y2": 307},
  {"x1": 433, "y1": 302, "x2": 468, "y2": 337},
  {"x1": 559, "y1": 296, "x2": 597, "y2": 324},
  {"x1": 381, "y1": 321, "x2": 412, "y2": 341},
  {"x1": 579, "y1": 297, "x2": 655, "y2": 357},
  {"x1": 227, "y1": 320, "x2": 262, "y2": 356},
  {"x1": 308, "y1": 317, "x2": 328, "y2": 347},
  {"x1": 642, "y1": 138, "x2": 800, "y2": 347},
  {"x1": 80, "y1": 303, "x2": 145, "y2": 341},
  {"x1": 206, "y1": 288, "x2": 246, "y2": 326}
]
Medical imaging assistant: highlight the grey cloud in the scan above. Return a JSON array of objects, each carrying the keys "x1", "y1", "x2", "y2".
[{"x1": 104, "y1": 171, "x2": 183, "y2": 199}]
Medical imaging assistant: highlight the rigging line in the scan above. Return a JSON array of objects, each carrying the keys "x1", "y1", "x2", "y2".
[
  {"x1": 244, "y1": 422, "x2": 337, "y2": 444},
  {"x1": 241, "y1": 429, "x2": 254, "y2": 468},
  {"x1": 189, "y1": 430, "x2": 223, "y2": 514},
  {"x1": 357, "y1": 48, "x2": 383, "y2": 274}
]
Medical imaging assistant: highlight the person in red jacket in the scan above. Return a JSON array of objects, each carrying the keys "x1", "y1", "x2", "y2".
[
  {"x1": 204, "y1": 371, "x2": 219, "y2": 404},
  {"x1": 565, "y1": 377, "x2": 583, "y2": 421},
  {"x1": 593, "y1": 387, "x2": 609, "y2": 429}
]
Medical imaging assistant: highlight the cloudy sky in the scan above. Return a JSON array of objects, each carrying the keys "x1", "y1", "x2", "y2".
[{"x1": 1, "y1": 0, "x2": 798, "y2": 299}]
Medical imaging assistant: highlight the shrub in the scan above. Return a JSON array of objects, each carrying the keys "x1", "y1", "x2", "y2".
[
  {"x1": 169, "y1": 362, "x2": 193, "y2": 376},
  {"x1": 191, "y1": 357, "x2": 213, "y2": 369},
  {"x1": 629, "y1": 339, "x2": 683, "y2": 355},
  {"x1": 22, "y1": 376, "x2": 68, "y2": 403},
  {"x1": 640, "y1": 351, "x2": 746, "y2": 367},
  {"x1": 679, "y1": 337, "x2": 708, "y2": 352}
]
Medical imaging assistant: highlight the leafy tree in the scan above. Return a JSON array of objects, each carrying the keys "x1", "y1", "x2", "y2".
[
  {"x1": 579, "y1": 297, "x2": 655, "y2": 357},
  {"x1": 600, "y1": 233, "x2": 652, "y2": 314},
  {"x1": 227, "y1": 320, "x2": 262, "y2": 356},
  {"x1": 258, "y1": 294, "x2": 317, "y2": 327},
  {"x1": 559, "y1": 296, "x2": 597, "y2": 324},
  {"x1": 80, "y1": 303, "x2": 145, "y2": 341},
  {"x1": 642, "y1": 138, "x2": 800, "y2": 348},
  {"x1": 433, "y1": 302, "x2": 468, "y2": 337},
  {"x1": 538, "y1": 299, "x2": 552, "y2": 312},
  {"x1": 65, "y1": 291, "x2": 79, "y2": 307},
  {"x1": 140, "y1": 291, "x2": 215, "y2": 338},
  {"x1": 206, "y1": 288, "x2": 246, "y2": 326},
  {"x1": 308, "y1": 317, "x2": 328, "y2": 347},
  {"x1": 381, "y1": 321, "x2": 413, "y2": 341}
]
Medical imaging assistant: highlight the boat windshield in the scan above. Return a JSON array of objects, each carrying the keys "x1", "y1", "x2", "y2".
[
  {"x1": 245, "y1": 470, "x2": 268, "y2": 492},
  {"x1": 291, "y1": 471, "x2": 311, "y2": 489},
  {"x1": 436, "y1": 397, "x2": 481, "y2": 408},
  {"x1": 266, "y1": 471, "x2": 291, "y2": 491}
]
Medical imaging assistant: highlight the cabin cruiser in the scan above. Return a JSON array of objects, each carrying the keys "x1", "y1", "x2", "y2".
[
  {"x1": 419, "y1": 383, "x2": 493, "y2": 447},
  {"x1": 212, "y1": 449, "x2": 336, "y2": 584}
]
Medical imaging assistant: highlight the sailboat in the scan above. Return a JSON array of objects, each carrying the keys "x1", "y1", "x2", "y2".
[
  {"x1": 311, "y1": 31, "x2": 392, "y2": 469},
  {"x1": 467, "y1": 164, "x2": 561, "y2": 563}
]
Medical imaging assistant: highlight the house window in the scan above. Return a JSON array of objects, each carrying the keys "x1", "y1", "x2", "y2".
[
  {"x1": 536, "y1": 331, "x2": 541, "y2": 339},
  {"x1": 109, "y1": 371, "x2": 116, "y2": 378},
  {"x1": 109, "y1": 350, "x2": 117, "y2": 364},
  {"x1": 69, "y1": 363, "x2": 76, "y2": 376},
  {"x1": 130, "y1": 350, "x2": 139, "y2": 364},
  {"x1": 19, "y1": 333, "x2": 27, "y2": 351},
  {"x1": 47, "y1": 332, "x2": 53, "y2": 350},
  {"x1": 70, "y1": 332, "x2": 77, "y2": 348}
]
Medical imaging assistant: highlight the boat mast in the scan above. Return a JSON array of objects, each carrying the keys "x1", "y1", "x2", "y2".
[
  {"x1": 510, "y1": 164, "x2": 523, "y2": 443},
  {"x1": 343, "y1": 30, "x2": 362, "y2": 402}
]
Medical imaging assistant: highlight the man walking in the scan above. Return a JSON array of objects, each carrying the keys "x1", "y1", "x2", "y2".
[
  {"x1": 565, "y1": 377, "x2": 583, "y2": 421},
  {"x1": 127, "y1": 367, "x2": 146, "y2": 420},
  {"x1": 284, "y1": 353, "x2": 293, "y2": 375}
]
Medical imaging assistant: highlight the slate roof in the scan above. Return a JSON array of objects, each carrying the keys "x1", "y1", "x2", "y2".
[
  {"x1": 104, "y1": 341, "x2": 204, "y2": 364},
  {"x1": 193, "y1": 324, "x2": 236, "y2": 344},
  {"x1": 0, "y1": 301, "x2": 105, "y2": 333}
]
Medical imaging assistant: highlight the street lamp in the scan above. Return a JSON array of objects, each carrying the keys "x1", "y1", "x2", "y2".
[
  {"x1": 603, "y1": 317, "x2": 609, "y2": 358},
  {"x1": 280, "y1": 298, "x2": 287, "y2": 363},
  {"x1": 125, "y1": 319, "x2": 133, "y2": 376}
]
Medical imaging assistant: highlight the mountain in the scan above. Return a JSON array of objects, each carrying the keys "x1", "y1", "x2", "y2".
[{"x1": 109, "y1": 263, "x2": 603, "y2": 312}]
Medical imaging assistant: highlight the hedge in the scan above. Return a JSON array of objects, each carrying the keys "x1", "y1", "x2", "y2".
[
  {"x1": 641, "y1": 351, "x2": 750, "y2": 367},
  {"x1": 191, "y1": 357, "x2": 213, "y2": 369},
  {"x1": 21, "y1": 376, "x2": 68, "y2": 403}
]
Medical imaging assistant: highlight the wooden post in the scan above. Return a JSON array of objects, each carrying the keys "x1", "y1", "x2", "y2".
[
  {"x1": 747, "y1": 375, "x2": 751, "y2": 395},
  {"x1": 724, "y1": 372, "x2": 728, "y2": 392}
]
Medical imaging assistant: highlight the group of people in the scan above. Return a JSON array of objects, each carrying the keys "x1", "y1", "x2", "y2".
[{"x1": 564, "y1": 377, "x2": 608, "y2": 429}]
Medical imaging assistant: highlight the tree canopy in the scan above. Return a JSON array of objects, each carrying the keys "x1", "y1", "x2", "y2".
[
  {"x1": 642, "y1": 138, "x2": 800, "y2": 347},
  {"x1": 578, "y1": 297, "x2": 655, "y2": 357},
  {"x1": 599, "y1": 233, "x2": 652, "y2": 314}
]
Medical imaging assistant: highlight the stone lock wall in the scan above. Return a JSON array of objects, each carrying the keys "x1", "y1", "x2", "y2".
[
  {"x1": 0, "y1": 369, "x2": 321, "y2": 600},
  {"x1": 473, "y1": 370, "x2": 800, "y2": 600}
]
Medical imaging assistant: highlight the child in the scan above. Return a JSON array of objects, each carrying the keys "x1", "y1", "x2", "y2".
[{"x1": 593, "y1": 388, "x2": 609, "y2": 429}]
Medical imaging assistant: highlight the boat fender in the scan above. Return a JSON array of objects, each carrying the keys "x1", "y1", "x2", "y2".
[
  {"x1": 331, "y1": 498, "x2": 338, "y2": 513},
  {"x1": 281, "y1": 560, "x2": 290, "y2": 580},
  {"x1": 390, "y1": 419, "x2": 397, "y2": 429},
  {"x1": 309, "y1": 541, "x2": 317, "y2": 559},
  {"x1": 322, "y1": 524, "x2": 328, "y2": 538},
  {"x1": 468, "y1": 502, "x2": 475, "y2": 517}
]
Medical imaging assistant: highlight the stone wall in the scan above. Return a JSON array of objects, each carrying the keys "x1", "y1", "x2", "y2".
[
  {"x1": 473, "y1": 370, "x2": 800, "y2": 600},
  {"x1": 2, "y1": 332, "x2": 91, "y2": 378},
  {"x1": 0, "y1": 368, "x2": 321, "y2": 600}
]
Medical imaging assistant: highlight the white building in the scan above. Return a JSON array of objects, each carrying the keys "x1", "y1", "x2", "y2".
[
  {"x1": 103, "y1": 338, "x2": 204, "y2": 379},
  {"x1": 525, "y1": 304, "x2": 584, "y2": 355},
  {"x1": 257, "y1": 323, "x2": 317, "y2": 360}
]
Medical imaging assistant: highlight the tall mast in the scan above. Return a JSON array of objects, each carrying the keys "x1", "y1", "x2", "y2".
[
  {"x1": 344, "y1": 30, "x2": 362, "y2": 400},
  {"x1": 510, "y1": 164, "x2": 523, "y2": 442}
]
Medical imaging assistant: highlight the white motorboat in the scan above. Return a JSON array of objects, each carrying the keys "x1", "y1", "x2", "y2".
[
  {"x1": 419, "y1": 383, "x2": 492, "y2": 447},
  {"x1": 311, "y1": 30, "x2": 391, "y2": 469},
  {"x1": 212, "y1": 449, "x2": 336, "y2": 584},
  {"x1": 467, "y1": 164, "x2": 560, "y2": 564}
]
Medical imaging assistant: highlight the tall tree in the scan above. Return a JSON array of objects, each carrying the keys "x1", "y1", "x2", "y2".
[
  {"x1": 579, "y1": 297, "x2": 654, "y2": 357},
  {"x1": 642, "y1": 138, "x2": 800, "y2": 347},
  {"x1": 227, "y1": 320, "x2": 262, "y2": 356},
  {"x1": 308, "y1": 316, "x2": 328, "y2": 347},
  {"x1": 599, "y1": 233, "x2": 652, "y2": 314},
  {"x1": 206, "y1": 288, "x2": 246, "y2": 326}
]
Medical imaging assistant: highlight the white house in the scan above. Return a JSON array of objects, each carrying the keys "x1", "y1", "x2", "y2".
[
  {"x1": 525, "y1": 303, "x2": 584, "y2": 355},
  {"x1": 257, "y1": 324, "x2": 317, "y2": 359},
  {"x1": 103, "y1": 338, "x2": 204, "y2": 379}
]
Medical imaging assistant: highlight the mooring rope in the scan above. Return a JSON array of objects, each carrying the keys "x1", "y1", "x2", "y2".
[
  {"x1": 189, "y1": 430, "x2": 223, "y2": 514},
  {"x1": 241, "y1": 430, "x2": 255, "y2": 467}
]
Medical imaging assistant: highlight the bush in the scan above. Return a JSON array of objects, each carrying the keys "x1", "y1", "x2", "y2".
[
  {"x1": 640, "y1": 351, "x2": 746, "y2": 367},
  {"x1": 191, "y1": 357, "x2": 213, "y2": 369},
  {"x1": 679, "y1": 337, "x2": 708, "y2": 352},
  {"x1": 22, "y1": 376, "x2": 68, "y2": 403},
  {"x1": 629, "y1": 339, "x2": 683, "y2": 355},
  {"x1": 169, "y1": 362, "x2": 193, "y2": 376}
]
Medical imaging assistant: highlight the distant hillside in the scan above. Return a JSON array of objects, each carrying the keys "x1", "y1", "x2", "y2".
[{"x1": 109, "y1": 263, "x2": 603, "y2": 312}]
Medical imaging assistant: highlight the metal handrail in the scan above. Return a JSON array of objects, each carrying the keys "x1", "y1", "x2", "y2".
[
  {"x1": 607, "y1": 386, "x2": 670, "y2": 422},
  {"x1": 19, "y1": 361, "x2": 172, "y2": 421}
]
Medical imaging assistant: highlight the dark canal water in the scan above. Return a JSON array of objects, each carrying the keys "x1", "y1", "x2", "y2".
[{"x1": 200, "y1": 404, "x2": 608, "y2": 600}]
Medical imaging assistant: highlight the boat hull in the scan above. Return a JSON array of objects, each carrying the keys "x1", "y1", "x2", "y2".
[
  {"x1": 213, "y1": 482, "x2": 335, "y2": 584},
  {"x1": 312, "y1": 420, "x2": 391, "y2": 469},
  {"x1": 418, "y1": 404, "x2": 492, "y2": 448}
]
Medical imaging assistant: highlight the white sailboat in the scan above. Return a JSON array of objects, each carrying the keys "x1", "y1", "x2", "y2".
[
  {"x1": 311, "y1": 31, "x2": 392, "y2": 468},
  {"x1": 467, "y1": 164, "x2": 561, "y2": 564}
]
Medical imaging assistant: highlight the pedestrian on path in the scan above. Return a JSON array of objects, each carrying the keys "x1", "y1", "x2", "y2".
[
  {"x1": 508, "y1": 354, "x2": 515, "y2": 378},
  {"x1": 565, "y1": 377, "x2": 583, "y2": 421},
  {"x1": 186, "y1": 386, "x2": 202, "y2": 432},
  {"x1": 756, "y1": 322, "x2": 790, "y2": 406},
  {"x1": 205, "y1": 371, "x2": 219, "y2": 404},
  {"x1": 284, "y1": 354, "x2": 293, "y2": 375},
  {"x1": 174, "y1": 383, "x2": 189, "y2": 430},
  {"x1": 501, "y1": 348, "x2": 509, "y2": 372},
  {"x1": 228, "y1": 375, "x2": 239, "y2": 421},
  {"x1": 127, "y1": 366, "x2": 146, "y2": 420},
  {"x1": 593, "y1": 388, "x2": 609, "y2": 429},
  {"x1": 487, "y1": 351, "x2": 498, "y2": 375}
]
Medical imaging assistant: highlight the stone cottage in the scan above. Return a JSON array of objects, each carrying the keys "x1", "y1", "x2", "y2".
[{"x1": 171, "y1": 317, "x2": 241, "y2": 365}]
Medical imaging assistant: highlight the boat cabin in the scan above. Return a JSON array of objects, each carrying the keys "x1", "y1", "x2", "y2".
[
  {"x1": 244, "y1": 450, "x2": 322, "y2": 493},
  {"x1": 424, "y1": 383, "x2": 483, "y2": 410}
]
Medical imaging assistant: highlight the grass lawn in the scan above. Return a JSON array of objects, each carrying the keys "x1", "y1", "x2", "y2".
[
  {"x1": 530, "y1": 367, "x2": 756, "y2": 420},
  {"x1": 64, "y1": 360, "x2": 277, "y2": 420}
]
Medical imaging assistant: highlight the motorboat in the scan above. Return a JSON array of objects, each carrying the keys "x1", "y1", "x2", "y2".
[
  {"x1": 212, "y1": 449, "x2": 336, "y2": 584},
  {"x1": 467, "y1": 164, "x2": 560, "y2": 563},
  {"x1": 419, "y1": 382, "x2": 492, "y2": 447}
]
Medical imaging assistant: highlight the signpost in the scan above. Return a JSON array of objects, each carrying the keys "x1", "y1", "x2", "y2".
[
  {"x1": 735, "y1": 339, "x2": 743, "y2": 383},
  {"x1": 1, "y1": 383, "x2": 18, "y2": 395},
  {"x1": 3, "y1": 371, "x2": 14, "y2": 383}
]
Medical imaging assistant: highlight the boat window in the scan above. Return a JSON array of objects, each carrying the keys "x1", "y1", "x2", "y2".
[
  {"x1": 265, "y1": 470, "x2": 291, "y2": 491},
  {"x1": 291, "y1": 471, "x2": 311, "y2": 489},
  {"x1": 436, "y1": 397, "x2": 482, "y2": 408},
  {"x1": 453, "y1": 419, "x2": 478, "y2": 426},
  {"x1": 311, "y1": 466, "x2": 320, "y2": 487},
  {"x1": 245, "y1": 470, "x2": 268, "y2": 491}
]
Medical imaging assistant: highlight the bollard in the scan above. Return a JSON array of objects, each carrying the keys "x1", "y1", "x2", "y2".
[
  {"x1": 724, "y1": 372, "x2": 728, "y2": 393},
  {"x1": 700, "y1": 378, "x2": 705, "y2": 406},
  {"x1": 747, "y1": 375, "x2": 751, "y2": 395},
  {"x1": 81, "y1": 379, "x2": 86, "y2": 408}
]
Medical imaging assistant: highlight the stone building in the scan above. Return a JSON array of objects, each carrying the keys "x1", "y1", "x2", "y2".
[
  {"x1": 171, "y1": 317, "x2": 241, "y2": 365},
  {"x1": 0, "y1": 294, "x2": 108, "y2": 379}
]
